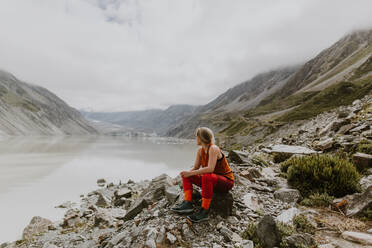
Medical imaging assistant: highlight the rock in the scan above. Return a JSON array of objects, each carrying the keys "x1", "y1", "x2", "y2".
[
  {"x1": 108, "y1": 231, "x2": 128, "y2": 246},
  {"x1": 166, "y1": 232, "x2": 177, "y2": 244},
  {"x1": 337, "y1": 124, "x2": 355, "y2": 135},
  {"x1": 22, "y1": 216, "x2": 53, "y2": 240},
  {"x1": 96, "y1": 192, "x2": 110, "y2": 208},
  {"x1": 241, "y1": 239, "x2": 254, "y2": 248},
  {"x1": 353, "y1": 152, "x2": 372, "y2": 172},
  {"x1": 320, "y1": 120, "x2": 348, "y2": 135},
  {"x1": 62, "y1": 209, "x2": 81, "y2": 228},
  {"x1": 145, "y1": 228, "x2": 158, "y2": 248},
  {"x1": 121, "y1": 198, "x2": 149, "y2": 221},
  {"x1": 360, "y1": 175, "x2": 372, "y2": 191},
  {"x1": 241, "y1": 168, "x2": 262, "y2": 182},
  {"x1": 350, "y1": 124, "x2": 369, "y2": 133},
  {"x1": 220, "y1": 226, "x2": 242, "y2": 243},
  {"x1": 341, "y1": 231, "x2": 372, "y2": 245},
  {"x1": 255, "y1": 215, "x2": 280, "y2": 248},
  {"x1": 97, "y1": 178, "x2": 106, "y2": 187},
  {"x1": 368, "y1": 228, "x2": 372, "y2": 234},
  {"x1": 115, "y1": 188, "x2": 132, "y2": 198},
  {"x1": 264, "y1": 144, "x2": 317, "y2": 155},
  {"x1": 94, "y1": 208, "x2": 116, "y2": 227},
  {"x1": 156, "y1": 226, "x2": 166, "y2": 243},
  {"x1": 242, "y1": 193, "x2": 262, "y2": 212},
  {"x1": 318, "y1": 244, "x2": 336, "y2": 248},
  {"x1": 165, "y1": 185, "x2": 180, "y2": 204},
  {"x1": 141, "y1": 174, "x2": 174, "y2": 202},
  {"x1": 210, "y1": 192, "x2": 234, "y2": 217},
  {"x1": 276, "y1": 207, "x2": 301, "y2": 225},
  {"x1": 314, "y1": 138, "x2": 334, "y2": 151},
  {"x1": 55, "y1": 201, "x2": 76, "y2": 209},
  {"x1": 346, "y1": 185, "x2": 372, "y2": 217},
  {"x1": 228, "y1": 150, "x2": 249, "y2": 164},
  {"x1": 274, "y1": 188, "x2": 301, "y2": 204},
  {"x1": 284, "y1": 233, "x2": 316, "y2": 248}
]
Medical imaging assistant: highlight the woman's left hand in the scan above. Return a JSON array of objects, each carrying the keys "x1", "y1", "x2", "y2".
[{"x1": 180, "y1": 171, "x2": 192, "y2": 178}]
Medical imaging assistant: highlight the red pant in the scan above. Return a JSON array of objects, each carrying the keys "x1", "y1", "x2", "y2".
[{"x1": 182, "y1": 173, "x2": 234, "y2": 199}]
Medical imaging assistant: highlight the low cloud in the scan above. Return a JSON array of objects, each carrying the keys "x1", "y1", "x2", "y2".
[{"x1": 0, "y1": 0, "x2": 371, "y2": 111}]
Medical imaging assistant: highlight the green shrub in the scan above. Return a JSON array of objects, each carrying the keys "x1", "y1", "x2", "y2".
[
  {"x1": 274, "y1": 153, "x2": 293, "y2": 163},
  {"x1": 286, "y1": 154, "x2": 361, "y2": 197},
  {"x1": 293, "y1": 214, "x2": 316, "y2": 234},
  {"x1": 358, "y1": 143, "x2": 372, "y2": 155},
  {"x1": 300, "y1": 193, "x2": 335, "y2": 207},
  {"x1": 241, "y1": 222, "x2": 262, "y2": 246},
  {"x1": 277, "y1": 222, "x2": 295, "y2": 239}
]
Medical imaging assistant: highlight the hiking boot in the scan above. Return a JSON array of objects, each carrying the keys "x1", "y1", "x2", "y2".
[
  {"x1": 187, "y1": 208, "x2": 209, "y2": 223},
  {"x1": 171, "y1": 200, "x2": 193, "y2": 214}
]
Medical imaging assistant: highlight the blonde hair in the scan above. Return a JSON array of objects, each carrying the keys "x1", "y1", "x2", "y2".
[{"x1": 196, "y1": 127, "x2": 215, "y2": 145}]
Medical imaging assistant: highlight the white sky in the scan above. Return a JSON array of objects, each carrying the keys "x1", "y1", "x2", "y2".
[{"x1": 0, "y1": 0, "x2": 372, "y2": 111}]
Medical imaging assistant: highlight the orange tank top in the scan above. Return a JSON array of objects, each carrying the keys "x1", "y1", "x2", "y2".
[{"x1": 200, "y1": 143, "x2": 234, "y2": 181}]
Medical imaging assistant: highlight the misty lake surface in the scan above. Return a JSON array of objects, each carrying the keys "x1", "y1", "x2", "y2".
[{"x1": 0, "y1": 136, "x2": 197, "y2": 243}]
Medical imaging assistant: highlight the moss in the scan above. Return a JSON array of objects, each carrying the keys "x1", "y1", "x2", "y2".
[
  {"x1": 358, "y1": 143, "x2": 372, "y2": 155},
  {"x1": 300, "y1": 193, "x2": 335, "y2": 207},
  {"x1": 360, "y1": 208, "x2": 372, "y2": 221},
  {"x1": 277, "y1": 222, "x2": 296, "y2": 240},
  {"x1": 293, "y1": 214, "x2": 316, "y2": 234},
  {"x1": 252, "y1": 155, "x2": 270, "y2": 167},
  {"x1": 286, "y1": 154, "x2": 361, "y2": 197}
]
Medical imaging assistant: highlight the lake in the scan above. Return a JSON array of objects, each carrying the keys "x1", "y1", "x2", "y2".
[{"x1": 0, "y1": 136, "x2": 197, "y2": 243}]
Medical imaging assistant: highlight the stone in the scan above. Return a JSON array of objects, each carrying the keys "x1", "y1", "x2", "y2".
[
  {"x1": 22, "y1": 216, "x2": 53, "y2": 240},
  {"x1": 346, "y1": 185, "x2": 372, "y2": 217},
  {"x1": 165, "y1": 185, "x2": 180, "y2": 204},
  {"x1": 353, "y1": 152, "x2": 372, "y2": 172},
  {"x1": 62, "y1": 209, "x2": 81, "y2": 228},
  {"x1": 114, "y1": 188, "x2": 132, "y2": 198},
  {"x1": 241, "y1": 168, "x2": 262, "y2": 182},
  {"x1": 314, "y1": 138, "x2": 334, "y2": 151},
  {"x1": 264, "y1": 144, "x2": 317, "y2": 155},
  {"x1": 97, "y1": 178, "x2": 106, "y2": 187},
  {"x1": 241, "y1": 239, "x2": 254, "y2": 248},
  {"x1": 228, "y1": 150, "x2": 249, "y2": 164},
  {"x1": 276, "y1": 207, "x2": 301, "y2": 225},
  {"x1": 341, "y1": 231, "x2": 372, "y2": 245},
  {"x1": 108, "y1": 231, "x2": 127, "y2": 246},
  {"x1": 274, "y1": 188, "x2": 301, "y2": 204},
  {"x1": 156, "y1": 226, "x2": 165, "y2": 243},
  {"x1": 337, "y1": 124, "x2": 355, "y2": 135},
  {"x1": 360, "y1": 175, "x2": 372, "y2": 191},
  {"x1": 242, "y1": 193, "x2": 262, "y2": 212},
  {"x1": 166, "y1": 232, "x2": 177, "y2": 244},
  {"x1": 121, "y1": 198, "x2": 149, "y2": 221},
  {"x1": 210, "y1": 192, "x2": 234, "y2": 217},
  {"x1": 94, "y1": 208, "x2": 116, "y2": 227},
  {"x1": 96, "y1": 192, "x2": 110, "y2": 208},
  {"x1": 220, "y1": 226, "x2": 242, "y2": 243},
  {"x1": 368, "y1": 228, "x2": 372, "y2": 234},
  {"x1": 141, "y1": 174, "x2": 174, "y2": 202},
  {"x1": 284, "y1": 233, "x2": 316, "y2": 248},
  {"x1": 255, "y1": 215, "x2": 280, "y2": 248},
  {"x1": 350, "y1": 124, "x2": 369, "y2": 133},
  {"x1": 55, "y1": 201, "x2": 76, "y2": 209}
]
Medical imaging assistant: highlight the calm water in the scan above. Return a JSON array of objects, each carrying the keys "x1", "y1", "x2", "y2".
[{"x1": 0, "y1": 136, "x2": 197, "y2": 243}]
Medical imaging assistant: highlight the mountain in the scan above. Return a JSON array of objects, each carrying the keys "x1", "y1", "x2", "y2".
[
  {"x1": 81, "y1": 104, "x2": 198, "y2": 136},
  {"x1": 166, "y1": 28, "x2": 372, "y2": 148},
  {"x1": 0, "y1": 69, "x2": 98, "y2": 136}
]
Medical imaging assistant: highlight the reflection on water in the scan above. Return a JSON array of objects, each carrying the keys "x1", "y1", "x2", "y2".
[{"x1": 0, "y1": 136, "x2": 197, "y2": 243}]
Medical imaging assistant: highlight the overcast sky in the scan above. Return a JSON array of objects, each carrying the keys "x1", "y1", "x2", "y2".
[{"x1": 0, "y1": 0, "x2": 372, "y2": 112}]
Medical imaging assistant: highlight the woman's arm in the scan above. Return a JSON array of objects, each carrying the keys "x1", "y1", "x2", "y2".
[
  {"x1": 190, "y1": 149, "x2": 201, "y2": 171},
  {"x1": 182, "y1": 145, "x2": 219, "y2": 177}
]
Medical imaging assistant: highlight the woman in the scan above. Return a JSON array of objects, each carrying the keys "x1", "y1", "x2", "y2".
[{"x1": 171, "y1": 127, "x2": 234, "y2": 222}]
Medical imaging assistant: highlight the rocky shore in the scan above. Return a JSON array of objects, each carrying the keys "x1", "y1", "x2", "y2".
[{"x1": 1, "y1": 95, "x2": 372, "y2": 248}]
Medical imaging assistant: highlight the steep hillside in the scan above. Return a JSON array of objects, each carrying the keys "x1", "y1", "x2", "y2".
[
  {"x1": 167, "y1": 29, "x2": 372, "y2": 148},
  {"x1": 0, "y1": 69, "x2": 98, "y2": 136},
  {"x1": 82, "y1": 104, "x2": 198, "y2": 136}
]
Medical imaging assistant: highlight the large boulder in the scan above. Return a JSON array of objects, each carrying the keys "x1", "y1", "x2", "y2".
[
  {"x1": 210, "y1": 192, "x2": 234, "y2": 217},
  {"x1": 255, "y1": 215, "x2": 281, "y2": 248},
  {"x1": 314, "y1": 138, "x2": 334, "y2": 151},
  {"x1": 22, "y1": 216, "x2": 53, "y2": 240},
  {"x1": 346, "y1": 185, "x2": 372, "y2": 217},
  {"x1": 141, "y1": 174, "x2": 174, "y2": 202}
]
